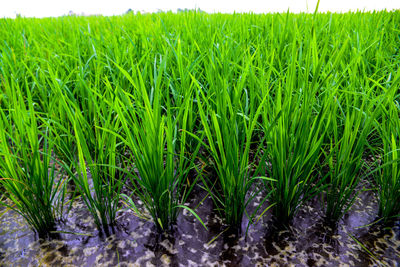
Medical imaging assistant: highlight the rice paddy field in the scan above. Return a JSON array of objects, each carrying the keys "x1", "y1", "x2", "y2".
[{"x1": 0, "y1": 10, "x2": 400, "y2": 266}]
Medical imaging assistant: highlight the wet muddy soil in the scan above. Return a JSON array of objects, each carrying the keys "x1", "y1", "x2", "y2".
[{"x1": 0, "y1": 182, "x2": 399, "y2": 266}]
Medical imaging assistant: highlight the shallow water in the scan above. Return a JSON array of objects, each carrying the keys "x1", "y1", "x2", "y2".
[{"x1": 0, "y1": 182, "x2": 399, "y2": 266}]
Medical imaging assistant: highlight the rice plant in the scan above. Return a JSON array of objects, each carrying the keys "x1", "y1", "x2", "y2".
[
  {"x1": 260, "y1": 27, "x2": 341, "y2": 225},
  {"x1": 194, "y1": 78, "x2": 270, "y2": 230},
  {"x1": 323, "y1": 88, "x2": 378, "y2": 224},
  {"x1": 262, "y1": 85, "x2": 331, "y2": 225},
  {"x1": 374, "y1": 100, "x2": 400, "y2": 223},
  {"x1": 114, "y1": 58, "x2": 206, "y2": 232},
  {"x1": 49, "y1": 77, "x2": 127, "y2": 235},
  {"x1": 0, "y1": 84, "x2": 68, "y2": 237},
  {"x1": 73, "y1": 99, "x2": 125, "y2": 235}
]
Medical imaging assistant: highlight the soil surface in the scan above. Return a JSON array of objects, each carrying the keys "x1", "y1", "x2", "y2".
[{"x1": 0, "y1": 182, "x2": 399, "y2": 266}]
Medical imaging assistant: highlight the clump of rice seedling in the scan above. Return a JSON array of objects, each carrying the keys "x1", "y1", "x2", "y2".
[
  {"x1": 374, "y1": 100, "x2": 400, "y2": 223},
  {"x1": 261, "y1": 30, "x2": 338, "y2": 225},
  {"x1": 263, "y1": 84, "x2": 331, "y2": 226},
  {"x1": 0, "y1": 86, "x2": 68, "y2": 237},
  {"x1": 114, "y1": 59, "x2": 206, "y2": 232},
  {"x1": 323, "y1": 89, "x2": 377, "y2": 225},
  {"x1": 193, "y1": 51, "x2": 272, "y2": 231},
  {"x1": 57, "y1": 82, "x2": 126, "y2": 235}
]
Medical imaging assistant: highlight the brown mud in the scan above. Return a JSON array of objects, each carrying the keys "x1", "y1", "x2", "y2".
[{"x1": 0, "y1": 182, "x2": 399, "y2": 266}]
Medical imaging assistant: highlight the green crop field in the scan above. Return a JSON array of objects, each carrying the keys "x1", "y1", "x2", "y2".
[{"x1": 0, "y1": 10, "x2": 399, "y2": 249}]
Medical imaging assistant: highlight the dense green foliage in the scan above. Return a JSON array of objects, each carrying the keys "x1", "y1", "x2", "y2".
[{"x1": 0, "y1": 10, "x2": 399, "y2": 236}]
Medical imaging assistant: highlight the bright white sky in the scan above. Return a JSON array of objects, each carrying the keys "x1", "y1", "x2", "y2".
[{"x1": 0, "y1": 0, "x2": 399, "y2": 18}]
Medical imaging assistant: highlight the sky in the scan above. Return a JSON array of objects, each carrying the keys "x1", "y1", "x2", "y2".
[{"x1": 0, "y1": 0, "x2": 399, "y2": 18}]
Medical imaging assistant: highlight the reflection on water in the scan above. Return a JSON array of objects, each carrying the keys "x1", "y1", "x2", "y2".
[{"x1": 0, "y1": 183, "x2": 399, "y2": 266}]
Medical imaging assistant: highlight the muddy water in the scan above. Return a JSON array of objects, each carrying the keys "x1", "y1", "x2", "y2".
[{"x1": 0, "y1": 182, "x2": 399, "y2": 266}]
